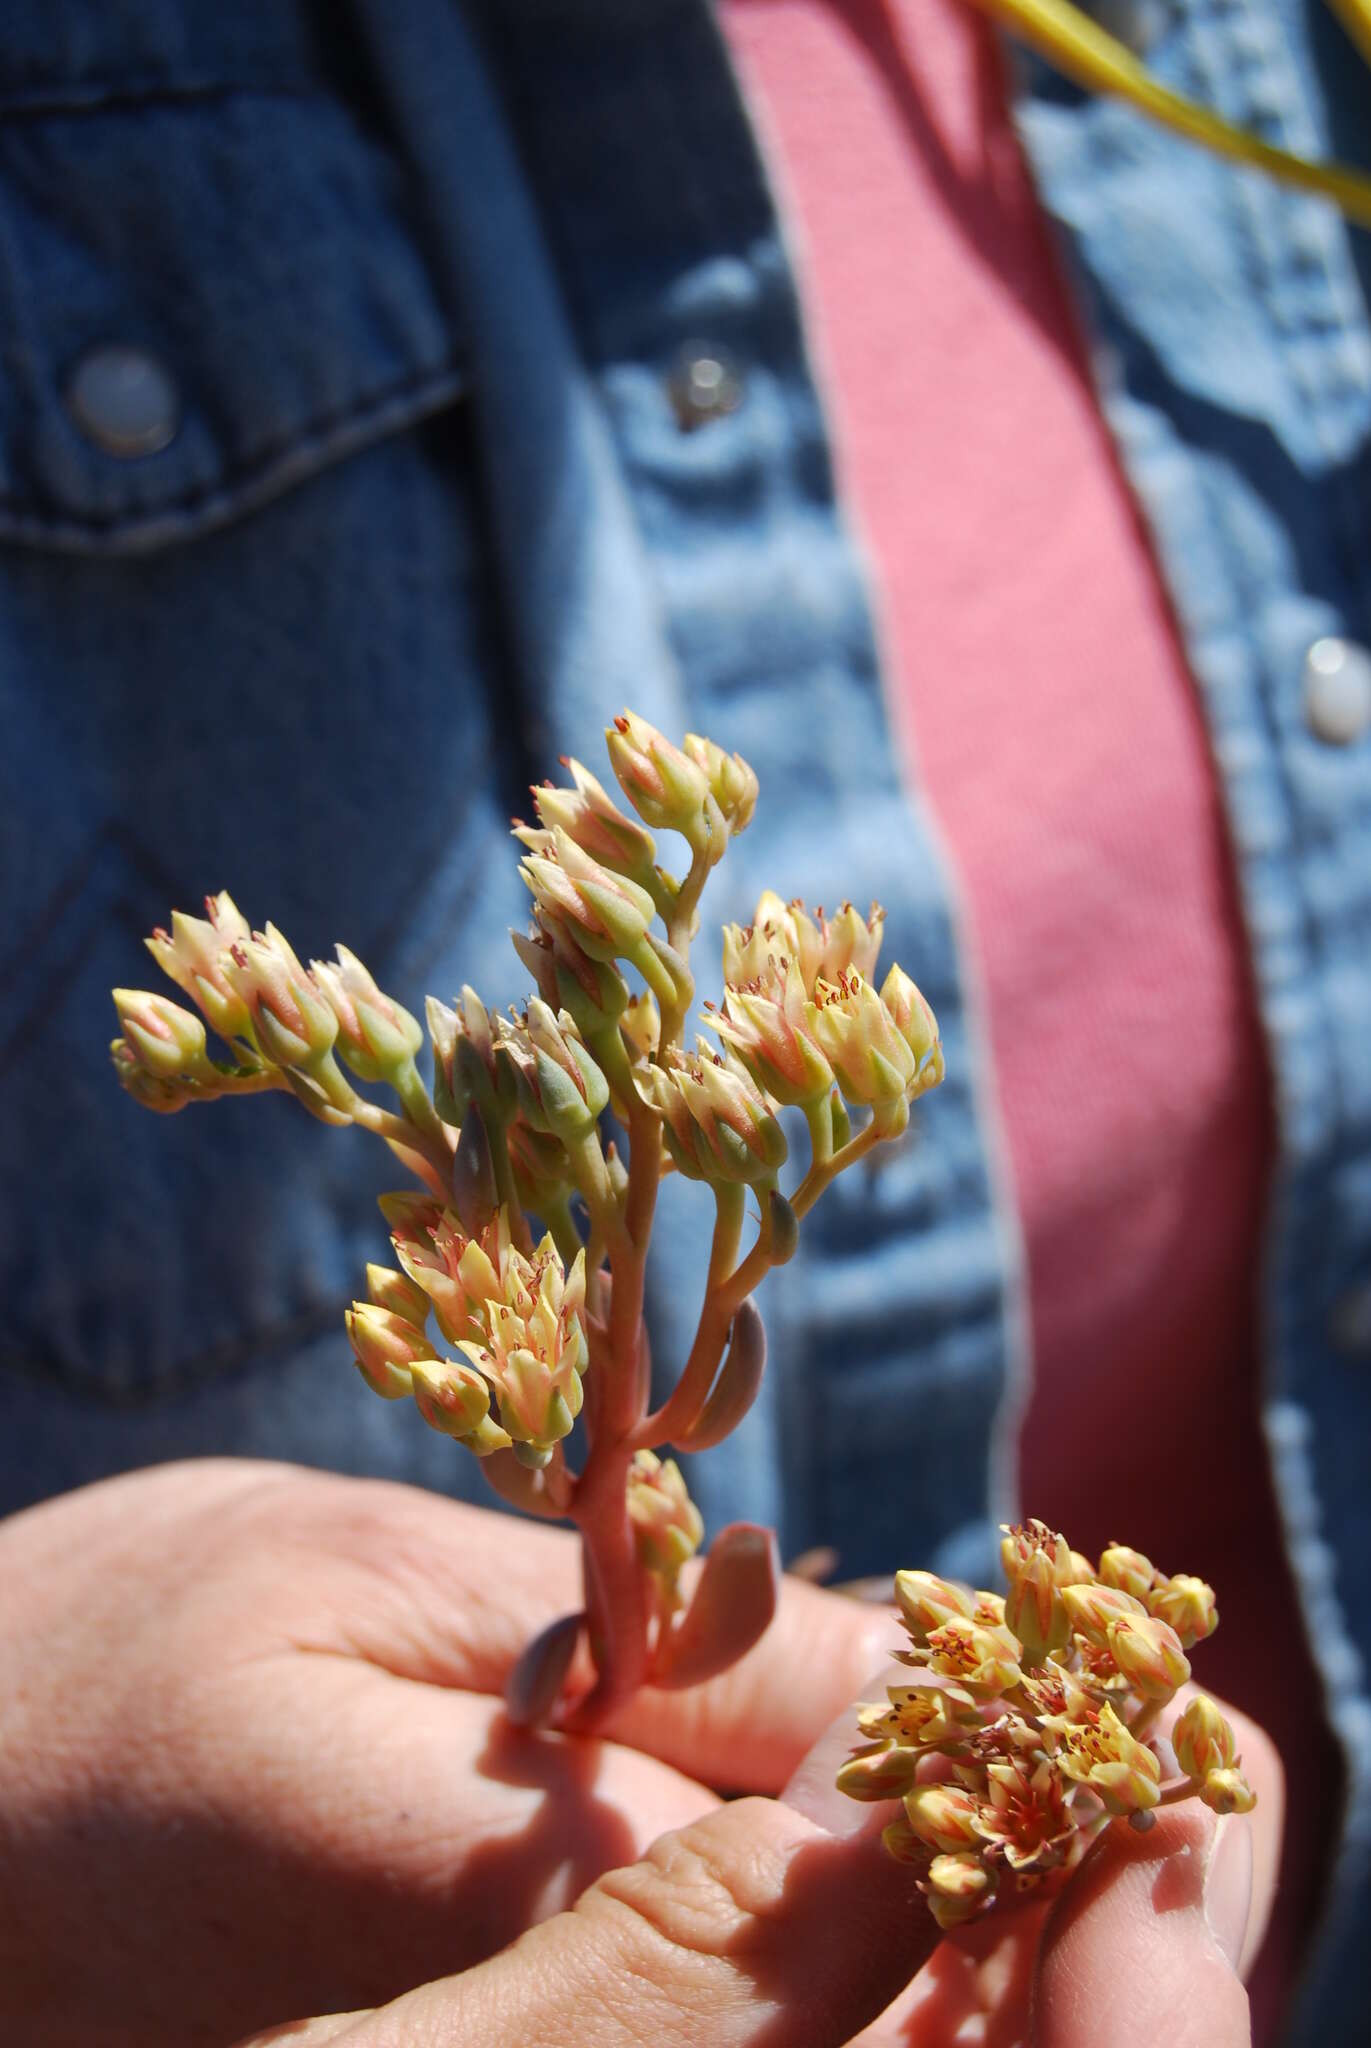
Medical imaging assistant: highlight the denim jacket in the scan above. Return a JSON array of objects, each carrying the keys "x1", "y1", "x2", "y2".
[{"x1": 1, "y1": 3, "x2": 1367, "y2": 2037}]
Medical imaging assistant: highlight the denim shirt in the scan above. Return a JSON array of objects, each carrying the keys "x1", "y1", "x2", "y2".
[{"x1": 0, "y1": 3, "x2": 1367, "y2": 2038}]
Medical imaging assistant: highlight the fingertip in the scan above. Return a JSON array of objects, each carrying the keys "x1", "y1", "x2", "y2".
[{"x1": 1034, "y1": 1808, "x2": 1253, "y2": 2048}]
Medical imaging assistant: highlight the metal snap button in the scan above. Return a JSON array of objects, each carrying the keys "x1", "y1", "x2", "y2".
[
  {"x1": 1302, "y1": 636, "x2": 1371, "y2": 746},
  {"x1": 65, "y1": 344, "x2": 181, "y2": 458},
  {"x1": 668, "y1": 345, "x2": 743, "y2": 432}
]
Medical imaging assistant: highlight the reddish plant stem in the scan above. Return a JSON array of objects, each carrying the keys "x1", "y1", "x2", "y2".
[{"x1": 563, "y1": 1437, "x2": 649, "y2": 1730}]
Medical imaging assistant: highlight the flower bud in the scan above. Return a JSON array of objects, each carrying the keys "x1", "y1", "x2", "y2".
[
  {"x1": 529, "y1": 757, "x2": 659, "y2": 891},
  {"x1": 310, "y1": 945, "x2": 424, "y2": 1082},
  {"x1": 223, "y1": 925, "x2": 338, "y2": 1068},
  {"x1": 1004, "y1": 1556, "x2": 1072, "y2": 1667},
  {"x1": 1098, "y1": 1543, "x2": 1157, "y2": 1601},
  {"x1": 606, "y1": 710, "x2": 711, "y2": 840},
  {"x1": 645, "y1": 1046, "x2": 787, "y2": 1187},
  {"x1": 112, "y1": 989, "x2": 212, "y2": 1080},
  {"x1": 345, "y1": 1301, "x2": 436, "y2": 1400},
  {"x1": 520, "y1": 827, "x2": 657, "y2": 965},
  {"x1": 496, "y1": 1001, "x2": 609, "y2": 1144},
  {"x1": 144, "y1": 892, "x2": 254, "y2": 1041},
  {"x1": 1147, "y1": 1573, "x2": 1219, "y2": 1647},
  {"x1": 895, "y1": 1568, "x2": 976, "y2": 1642},
  {"x1": 879, "y1": 1815, "x2": 929, "y2": 1867},
  {"x1": 1060, "y1": 1580, "x2": 1148, "y2": 1644},
  {"x1": 806, "y1": 969, "x2": 918, "y2": 1110},
  {"x1": 705, "y1": 964, "x2": 834, "y2": 1107},
  {"x1": 924, "y1": 1851, "x2": 994, "y2": 1929},
  {"x1": 834, "y1": 1746, "x2": 920, "y2": 1801},
  {"x1": 627, "y1": 1450, "x2": 705, "y2": 1581},
  {"x1": 1104, "y1": 1611, "x2": 1190, "y2": 1699},
  {"x1": 880, "y1": 963, "x2": 943, "y2": 1089},
  {"x1": 511, "y1": 922, "x2": 630, "y2": 1041},
  {"x1": 1198, "y1": 1767, "x2": 1257, "y2": 1816},
  {"x1": 110, "y1": 1040, "x2": 197, "y2": 1113},
  {"x1": 682, "y1": 731, "x2": 759, "y2": 835},
  {"x1": 365, "y1": 1262, "x2": 431, "y2": 1327},
  {"x1": 903, "y1": 1782, "x2": 982, "y2": 1854},
  {"x1": 409, "y1": 1354, "x2": 503, "y2": 1443},
  {"x1": 1173, "y1": 1694, "x2": 1239, "y2": 1782}
]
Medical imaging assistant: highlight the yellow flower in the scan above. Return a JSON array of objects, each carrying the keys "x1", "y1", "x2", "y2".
[
  {"x1": 1044, "y1": 1699, "x2": 1161, "y2": 1816},
  {"x1": 922, "y1": 1616, "x2": 1023, "y2": 1699}
]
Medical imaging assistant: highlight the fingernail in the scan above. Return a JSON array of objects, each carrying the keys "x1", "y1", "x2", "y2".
[
  {"x1": 782, "y1": 1662, "x2": 907, "y2": 1839},
  {"x1": 1203, "y1": 1814, "x2": 1252, "y2": 1973}
]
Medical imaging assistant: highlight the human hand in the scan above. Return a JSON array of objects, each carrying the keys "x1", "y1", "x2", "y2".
[
  {"x1": 0, "y1": 1458, "x2": 894, "y2": 2047},
  {"x1": 232, "y1": 1676, "x2": 1281, "y2": 2048}
]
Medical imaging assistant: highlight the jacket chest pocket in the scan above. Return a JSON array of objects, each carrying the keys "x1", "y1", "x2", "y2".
[{"x1": 0, "y1": 78, "x2": 522, "y2": 1404}]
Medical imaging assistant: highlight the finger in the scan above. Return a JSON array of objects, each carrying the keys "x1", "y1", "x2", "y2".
[
  {"x1": 256, "y1": 1794, "x2": 942, "y2": 2048},
  {"x1": 1033, "y1": 1804, "x2": 1253, "y2": 2048},
  {"x1": 192, "y1": 1657, "x2": 724, "y2": 2029},
  {"x1": 284, "y1": 1471, "x2": 893, "y2": 1790}
]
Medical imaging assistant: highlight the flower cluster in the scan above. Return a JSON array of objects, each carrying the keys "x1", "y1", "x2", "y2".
[
  {"x1": 355, "y1": 1202, "x2": 590, "y2": 1467},
  {"x1": 110, "y1": 709, "x2": 945, "y2": 1728},
  {"x1": 705, "y1": 893, "x2": 942, "y2": 1141},
  {"x1": 838, "y1": 1520, "x2": 1255, "y2": 1931}
]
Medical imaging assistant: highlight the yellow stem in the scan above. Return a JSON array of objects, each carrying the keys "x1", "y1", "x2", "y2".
[{"x1": 971, "y1": 0, "x2": 1371, "y2": 228}]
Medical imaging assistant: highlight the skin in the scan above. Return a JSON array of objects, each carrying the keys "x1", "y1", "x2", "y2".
[{"x1": 0, "y1": 1461, "x2": 1281, "y2": 2048}]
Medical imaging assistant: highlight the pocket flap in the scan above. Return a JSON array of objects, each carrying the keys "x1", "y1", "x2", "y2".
[{"x1": 0, "y1": 86, "x2": 465, "y2": 554}]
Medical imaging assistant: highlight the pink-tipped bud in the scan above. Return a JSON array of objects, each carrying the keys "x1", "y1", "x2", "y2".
[
  {"x1": 345, "y1": 1301, "x2": 436, "y2": 1400},
  {"x1": 880, "y1": 963, "x2": 943, "y2": 1090},
  {"x1": 529, "y1": 758, "x2": 659, "y2": 890},
  {"x1": 605, "y1": 709, "x2": 712, "y2": 841},
  {"x1": 112, "y1": 989, "x2": 212, "y2": 1080},
  {"x1": 835, "y1": 1745, "x2": 920, "y2": 1802},
  {"x1": 310, "y1": 945, "x2": 423, "y2": 1082},
  {"x1": 365, "y1": 1262, "x2": 431, "y2": 1327},
  {"x1": 409, "y1": 1354, "x2": 502, "y2": 1444},
  {"x1": 1060, "y1": 1580, "x2": 1148, "y2": 1644},
  {"x1": 223, "y1": 924, "x2": 338, "y2": 1068},
  {"x1": 144, "y1": 892, "x2": 254, "y2": 1041},
  {"x1": 1098, "y1": 1543, "x2": 1157, "y2": 1601},
  {"x1": 1173, "y1": 1694, "x2": 1239, "y2": 1782},
  {"x1": 894, "y1": 1568, "x2": 976, "y2": 1642},
  {"x1": 1104, "y1": 1611, "x2": 1190, "y2": 1699},
  {"x1": 923, "y1": 1851, "x2": 994, "y2": 1929},
  {"x1": 1147, "y1": 1573, "x2": 1219, "y2": 1647},
  {"x1": 627, "y1": 1450, "x2": 705, "y2": 1580},
  {"x1": 806, "y1": 968, "x2": 918, "y2": 1110},
  {"x1": 902, "y1": 1782, "x2": 982, "y2": 1854},
  {"x1": 682, "y1": 731, "x2": 759, "y2": 835},
  {"x1": 519, "y1": 828, "x2": 657, "y2": 967},
  {"x1": 1003, "y1": 1551, "x2": 1072, "y2": 1667}
]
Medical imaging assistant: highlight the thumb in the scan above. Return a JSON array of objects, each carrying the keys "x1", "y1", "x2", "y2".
[
  {"x1": 237, "y1": 1794, "x2": 939, "y2": 2048},
  {"x1": 1033, "y1": 1805, "x2": 1253, "y2": 2048}
]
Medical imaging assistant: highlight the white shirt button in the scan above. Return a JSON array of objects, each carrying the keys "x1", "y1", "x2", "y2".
[
  {"x1": 1302, "y1": 636, "x2": 1371, "y2": 745},
  {"x1": 66, "y1": 344, "x2": 180, "y2": 458}
]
